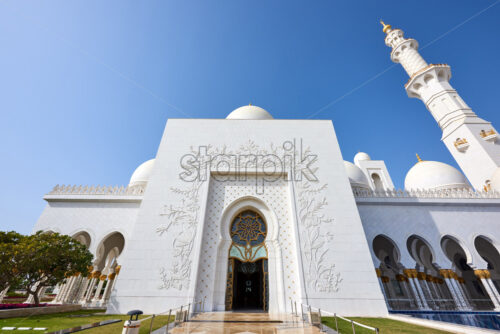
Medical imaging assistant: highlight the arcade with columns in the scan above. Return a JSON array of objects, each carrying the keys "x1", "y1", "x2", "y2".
[
  {"x1": 370, "y1": 233, "x2": 500, "y2": 311},
  {"x1": 49, "y1": 231, "x2": 125, "y2": 308}
]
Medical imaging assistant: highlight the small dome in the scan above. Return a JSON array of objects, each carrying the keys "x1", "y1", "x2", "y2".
[
  {"x1": 226, "y1": 105, "x2": 273, "y2": 120},
  {"x1": 404, "y1": 160, "x2": 471, "y2": 191},
  {"x1": 354, "y1": 152, "x2": 371, "y2": 165},
  {"x1": 129, "y1": 159, "x2": 155, "y2": 188},
  {"x1": 344, "y1": 161, "x2": 370, "y2": 189},
  {"x1": 489, "y1": 167, "x2": 500, "y2": 192}
]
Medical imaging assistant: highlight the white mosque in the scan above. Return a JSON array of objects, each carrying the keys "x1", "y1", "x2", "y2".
[{"x1": 29, "y1": 22, "x2": 500, "y2": 317}]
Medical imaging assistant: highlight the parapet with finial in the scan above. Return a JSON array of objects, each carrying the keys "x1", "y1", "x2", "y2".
[
  {"x1": 351, "y1": 186, "x2": 500, "y2": 200},
  {"x1": 44, "y1": 184, "x2": 145, "y2": 202}
]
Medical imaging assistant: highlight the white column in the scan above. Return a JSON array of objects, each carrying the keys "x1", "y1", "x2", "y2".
[
  {"x1": 396, "y1": 275, "x2": 415, "y2": 310},
  {"x1": 53, "y1": 282, "x2": 67, "y2": 303},
  {"x1": 404, "y1": 270, "x2": 428, "y2": 310},
  {"x1": 100, "y1": 275, "x2": 117, "y2": 305},
  {"x1": 416, "y1": 280, "x2": 430, "y2": 309},
  {"x1": 429, "y1": 279, "x2": 441, "y2": 300},
  {"x1": 102, "y1": 267, "x2": 121, "y2": 304},
  {"x1": 443, "y1": 278, "x2": 463, "y2": 310},
  {"x1": 76, "y1": 278, "x2": 90, "y2": 303},
  {"x1": 417, "y1": 273, "x2": 434, "y2": 309},
  {"x1": 432, "y1": 281, "x2": 443, "y2": 299},
  {"x1": 61, "y1": 276, "x2": 78, "y2": 303},
  {"x1": 67, "y1": 276, "x2": 83, "y2": 303},
  {"x1": 379, "y1": 276, "x2": 391, "y2": 309},
  {"x1": 450, "y1": 277, "x2": 469, "y2": 310},
  {"x1": 101, "y1": 279, "x2": 112, "y2": 302},
  {"x1": 456, "y1": 279, "x2": 472, "y2": 309},
  {"x1": 440, "y1": 269, "x2": 464, "y2": 310},
  {"x1": 85, "y1": 277, "x2": 98, "y2": 303},
  {"x1": 409, "y1": 278, "x2": 425, "y2": 309},
  {"x1": 58, "y1": 277, "x2": 73, "y2": 303},
  {"x1": 38, "y1": 287, "x2": 48, "y2": 303},
  {"x1": 92, "y1": 277, "x2": 105, "y2": 303},
  {"x1": 0, "y1": 286, "x2": 9, "y2": 303},
  {"x1": 475, "y1": 270, "x2": 500, "y2": 310},
  {"x1": 485, "y1": 278, "x2": 500, "y2": 304}
]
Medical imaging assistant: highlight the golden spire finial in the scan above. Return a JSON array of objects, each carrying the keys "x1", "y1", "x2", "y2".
[
  {"x1": 416, "y1": 153, "x2": 423, "y2": 162},
  {"x1": 249, "y1": 102, "x2": 252, "y2": 106},
  {"x1": 380, "y1": 20, "x2": 392, "y2": 34}
]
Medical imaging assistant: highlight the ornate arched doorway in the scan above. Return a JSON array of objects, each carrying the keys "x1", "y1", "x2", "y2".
[{"x1": 225, "y1": 210, "x2": 268, "y2": 311}]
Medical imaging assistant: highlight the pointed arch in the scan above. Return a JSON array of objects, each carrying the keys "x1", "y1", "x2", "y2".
[{"x1": 211, "y1": 196, "x2": 285, "y2": 313}]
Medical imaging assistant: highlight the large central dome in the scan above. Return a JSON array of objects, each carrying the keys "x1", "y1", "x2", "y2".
[{"x1": 226, "y1": 105, "x2": 274, "y2": 120}]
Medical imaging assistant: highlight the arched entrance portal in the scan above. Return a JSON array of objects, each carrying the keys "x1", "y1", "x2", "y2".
[{"x1": 225, "y1": 210, "x2": 268, "y2": 311}]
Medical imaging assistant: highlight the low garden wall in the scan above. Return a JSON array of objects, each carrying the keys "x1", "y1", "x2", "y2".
[{"x1": 0, "y1": 304, "x2": 82, "y2": 319}]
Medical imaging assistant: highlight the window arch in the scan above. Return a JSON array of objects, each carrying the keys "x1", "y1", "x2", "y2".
[
  {"x1": 228, "y1": 210, "x2": 268, "y2": 263},
  {"x1": 371, "y1": 173, "x2": 384, "y2": 191}
]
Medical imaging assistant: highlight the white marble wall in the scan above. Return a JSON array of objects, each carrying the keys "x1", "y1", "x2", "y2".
[
  {"x1": 358, "y1": 196, "x2": 500, "y2": 270},
  {"x1": 33, "y1": 200, "x2": 140, "y2": 257},
  {"x1": 108, "y1": 119, "x2": 387, "y2": 316}
]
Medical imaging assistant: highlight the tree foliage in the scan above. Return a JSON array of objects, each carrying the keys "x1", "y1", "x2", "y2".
[
  {"x1": 0, "y1": 231, "x2": 93, "y2": 305},
  {"x1": 0, "y1": 231, "x2": 23, "y2": 292}
]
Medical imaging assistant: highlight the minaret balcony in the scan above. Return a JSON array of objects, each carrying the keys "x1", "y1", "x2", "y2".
[
  {"x1": 479, "y1": 129, "x2": 498, "y2": 142},
  {"x1": 453, "y1": 138, "x2": 469, "y2": 151},
  {"x1": 404, "y1": 64, "x2": 451, "y2": 99}
]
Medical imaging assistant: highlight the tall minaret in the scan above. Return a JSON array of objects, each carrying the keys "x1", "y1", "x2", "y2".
[{"x1": 381, "y1": 21, "x2": 500, "y2": 190}]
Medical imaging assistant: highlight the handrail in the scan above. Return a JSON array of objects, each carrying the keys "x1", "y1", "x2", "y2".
[
  {"x1": 336, "y1": 314, "x2": 379, "y2": 333},
  {"x1": 131, "y1": 299, "x2": 202, "y2": 334},
  {"x1": 291, "y1": 300, "x2": 379, "y2": 334}
]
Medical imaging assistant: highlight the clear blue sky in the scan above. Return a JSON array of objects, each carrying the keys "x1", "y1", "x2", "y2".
[{"x1": 1, "y1": 1, "x2": 499, "y2": 234}]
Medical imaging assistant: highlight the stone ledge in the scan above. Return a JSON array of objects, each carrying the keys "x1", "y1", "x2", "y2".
[{"x1": 0, "y1": 304, "x2": 82, "y2": 319}]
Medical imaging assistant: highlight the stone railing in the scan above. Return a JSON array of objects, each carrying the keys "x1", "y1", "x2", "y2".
[
  {"x1": 352, "y1": 187, "x2": 500, "y2": 199},
  {"x1": 47, "y1": 184, "x2": 145, "y2": 196}
]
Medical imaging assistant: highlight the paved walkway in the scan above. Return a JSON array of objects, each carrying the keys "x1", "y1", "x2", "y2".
[{"x1": 154, "y1": 311, "x2": 334, "y2": 334}]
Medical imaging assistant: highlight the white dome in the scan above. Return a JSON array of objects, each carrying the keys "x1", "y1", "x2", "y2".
[
  {"x1": 354, "y1": 152, "x2": 371, "y2": 165},
  {"x1": 404, "y1": 160, "x2": 471, "y2": 191},
  {"x1": 344, "y1": 161, "x2": 370, "y2": 189},
  {"x1": 226, "y1": 105, "x2": 273, "y2": 120},
  {"x1": 489, "y1": 167, "x2": 500, "y2": 192},
  {"x1": 129, "y1": 159, "x2": 155, "y2": 188}
]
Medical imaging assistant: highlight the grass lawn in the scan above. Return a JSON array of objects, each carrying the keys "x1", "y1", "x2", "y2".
[
  {"x1": 322, "y1": 316, "x2": 452, "y2": 334},
  {"x1": 0, "y1": 309, "x2": 172, "y2": 334}
]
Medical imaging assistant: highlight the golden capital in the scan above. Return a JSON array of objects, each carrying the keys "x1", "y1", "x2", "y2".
[
  {"x1": 417, "y1": 272, "x2": 426, "y2": 280},
  {"x1": 99, "y1": 274, "x2": 107, "y2": 281},
  {"x1": 375, "y1": 268, "x2": 382, "y2": 277},
  {"x1": 381, "y1": 276, "x2": 390, "y2": 283},
  {"x1": 439, "y1": 269, "x2": 452, "y2": 279},
  {"x1": 115, "y1": 265, "x2": 122, "y2": 275},
  {"x1": 108, "y1": 273, "x2": 117, "y2": 280},
  {"x1": 396, "y1": 274, "x2": 408, "y2": 282},
  {"x1": 474, "y1": 269, "x2": 491, "y2": 279},
  {"x1": 485, "y1": 270, "x2": 491, "y2": 279},
  {"x1": 403, "y1": 269, "x2": 417, "y2": 278}
]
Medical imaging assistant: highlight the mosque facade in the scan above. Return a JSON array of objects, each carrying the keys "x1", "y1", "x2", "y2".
[{"x1": 28, "y1": 23, "x2": 500, "y2": 316}]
